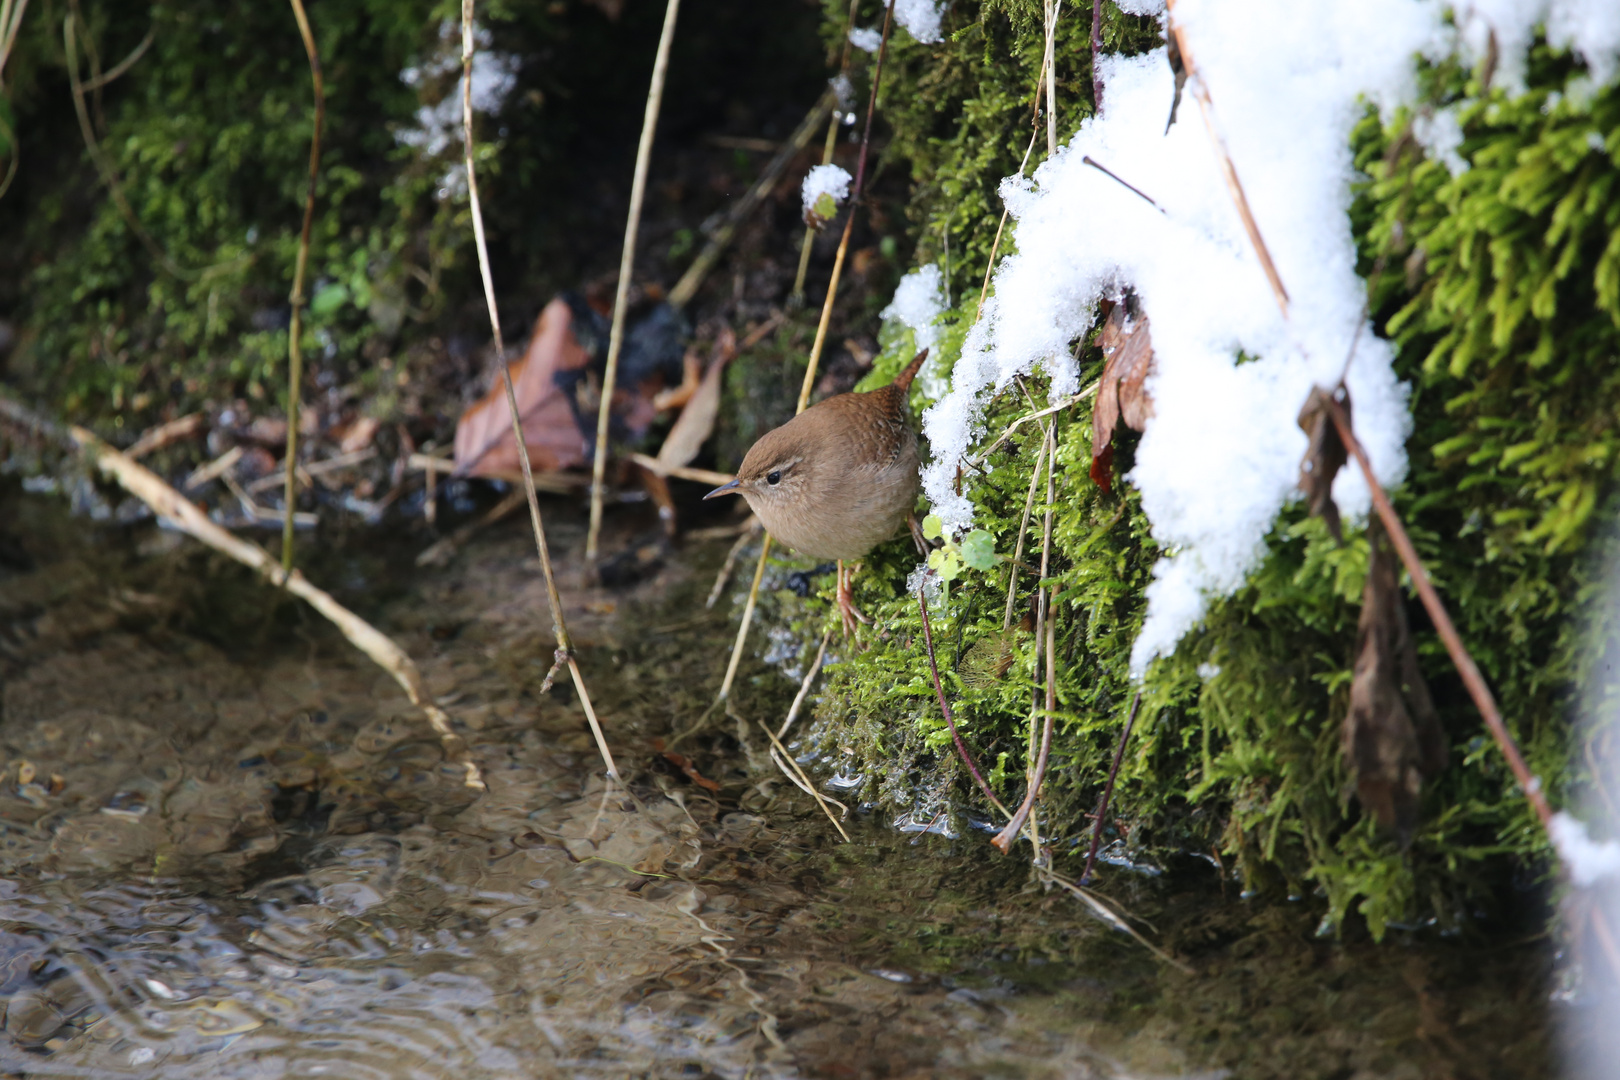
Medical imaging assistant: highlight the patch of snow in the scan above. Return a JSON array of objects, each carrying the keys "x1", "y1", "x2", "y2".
[
  {"x1": 922, "y1": 0, "x2": 1456, "y2": 676},
  {"x1": 1551, "y1": 811, "x2": 1620, "y2": 887},
  {"x1": 397, "y1": 20, "x2": 520, "y2": 198},
  {"x1": 895, "y1": 0, "x2": 943, "y2": 44},
  {"x1": 1413, "y1": 104, "x2": 1468, "y2": 175},
  {"x1": 1114, "y1": 0, "x2": 1167, "y2": 14},
  {"x1": 801, "y1": 163, "x2": 853, "y2": 222},
  {"x1": 849, "y1": 26, "x2": 883, "y2": 54},
  {"x1": 883, "y1": 266, "x2": 950, "y2": 398}
]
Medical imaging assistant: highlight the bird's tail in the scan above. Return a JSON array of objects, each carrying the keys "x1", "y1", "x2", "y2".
[{"x1": 891, "y1": 348, "x2": 929, "y2": 392}]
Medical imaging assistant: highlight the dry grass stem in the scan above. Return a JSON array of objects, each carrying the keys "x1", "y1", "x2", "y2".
[
  {"x1": 993, "y1": 424, "x2": 1059, "y2": 854},
  {"x1": 280, "y1": 0, "x2": 324, "y2": 572},
  {"x1": 790, "y1": 0, "x2": 862, "y2": 304},
  {"x1": 1082, "y1": 688, "x2": 1143, "y2": 883},
  {"x1": 780, "y1": 630, "x2": 831, "y2": 739},
  {"x1": 755, "y1": 716, "x2": 851, "y2": 843},
  {"x1": 670, "y1": 88, "x2": 833, "y2": 310},
  {"x1": 460, "y1": 0, "x2": 618, "y2": 783},
  {"x1": 712, "y1": 0, "x2": 897, "y2": 708},
  {"x1": 626, "y1": 452, "x2": 734, "y2": 488},
  {"x1": 1002, "y1": 426, "x2": 1049, "y2": 631},
  {"x1": 1041, "y1": 866, "x2": 1193, "y2": 972},
  {"x1": 586, "y1": 0, "x2": 682, "y2": 569},
  {"x1": 1043, "y1": 0, "x2": 1059, "y2": 157},
  {"x1": 706, "y1": 518, "x2": 762, "y2": 609}
]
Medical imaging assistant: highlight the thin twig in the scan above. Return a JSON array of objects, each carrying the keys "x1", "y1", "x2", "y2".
[
  {"x1": 780, "y1": 630, "x2": 831, "y2": 739},
  {"x1": 670, "y1": 88, "x2": 833, "y2": 310},
  {"x1": 993, "y1": 426, "x2": 1061, "y2": 854},
  {"x1": 919, "y1": 587, "x2": 1012, "y2": 819},
  {"x1": 1081, "y1": 156, "x2": 1164, "y2": 213},
  {"x1": 1163, "y1": 2, "x2": 1289, "y2": 315},
  {"x1": 460, "y1": 0, "x2": 618, "y2": 783},
  {"x1": 0, "y1": 0, "x2": 31, "y2": 86},
  {"x1": 1043, "y1": 0, "x2": 1060, "y2": 157},
  {"x1": 1090, "y1": 0, "x2": 1104, "y2": 109},
  {"x1": 1321, "y1": 395, "x2": 1550, "y2": 826},
  {"x1": 791, "y1": 0, "x2": 863, "y2": 306},
  {"x1": 586, "y1": 0, "x2": 682, "y2": 571},
  {"x1": 706, "y1": 517, "x2": 762, "y2": 609},
  {"x1": 712, "y1": 0, "x2": 898, "y2": 708},
  {"x1": 975, "y1": 29, "x2": 1051, "y2": 322},
  {"x1": 281, "y1": 0, "x2": 324, "y2": 572},
  {"x1": 79, "y1": 26, "x2": 153, "y2": 90},
  {"x1": 1040, "y1": 866, "x2": 1193, "y2": 972},
  {"x1": 754, "y1": 714, "x2": 851, "y2": 843},
  {"x1": 968, "y1": 384, "x2": 1094, "y2": 469},
  {"x1": 1003, "y1": 430, "x2": 1049, "y2": 630},
  {"x1": 1082, "y1": 687, "x2": 1142, "y2": 882}
]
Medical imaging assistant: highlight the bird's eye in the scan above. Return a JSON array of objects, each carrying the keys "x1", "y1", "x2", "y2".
[{"x1": 766, "y1": 471, "x2": 781, "y2": 486}]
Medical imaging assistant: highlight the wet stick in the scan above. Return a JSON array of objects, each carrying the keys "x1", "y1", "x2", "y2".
[
  {"x1": 585, "y1": 0, "x2": 682, "y2": 573},
  {"x1": 460, "y1": 0, "x2": 619, "y2": 783},
  {"x1": 281, "y1": 0, "x2": 324, "y2": 573},
  {"x1": 710, "y1": 0, "x2": 897, "y2": 710},
  {"x1": 920, "y1": 587, "x2": 1012, "y2": 820},
  {"x1": 0, "y1": 395, "x2": 486, "y2": 790},
  {"x1": 1081, "y1": 689, "x2": 1142, "y2": 882}
]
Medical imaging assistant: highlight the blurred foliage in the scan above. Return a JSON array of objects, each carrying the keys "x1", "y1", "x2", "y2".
[
  {"x1": 0, "y1": 0, "x2": 823, "y2": 429},
  {"x1": 800, "y1": 4, "x2": 1620, "y2": 938}
]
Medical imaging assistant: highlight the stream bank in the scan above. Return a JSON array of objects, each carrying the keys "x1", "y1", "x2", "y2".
[{"x1": 0, "y1": 481, "x2": 1556, "y2": 1078}]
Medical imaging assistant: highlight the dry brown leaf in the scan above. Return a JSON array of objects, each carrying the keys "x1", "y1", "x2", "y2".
[
  {"x1": 656, "y1": 325, "x2": 736, "y2": 470},
  {"x1": 1297, "y1": 384, "x2": 1351, "y2": 542},
  {"x1": 1090, "y1": 297, "x2": 1155, "y2": 493},
  {"x1": 453, "y1": 297, "x2": 594, "y2": 481},
  {"x1": 338, "y1": 415, "x2": 380, "y2": 455},
  {"x1": 1344, "y1": 517, "x2": 1447, "y2": 844}
]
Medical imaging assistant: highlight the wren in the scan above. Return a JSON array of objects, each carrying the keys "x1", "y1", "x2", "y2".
[{"x1": 705, "y1": 349, "x2": 929, "y2": 632}]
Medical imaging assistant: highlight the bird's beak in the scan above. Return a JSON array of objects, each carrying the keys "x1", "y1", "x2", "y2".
[{"x1": 703, "y1": 478, "x2": 741, "y2": 500}]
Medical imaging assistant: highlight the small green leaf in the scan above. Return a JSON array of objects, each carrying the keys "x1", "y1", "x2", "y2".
[
  {"x1": 813, "y1": 191, "x2": 838, "y2": 221},
  {"x1": 922, "y1": 514, "x2": 943, "y2": 541},
  {"x1": 310, "y1": 282, "x2": 350, "y2": 318},
  {"x1": 927, "y1": 549, "x2": 963, "y2": 582},
  {"x1": 960, "y1": 529, "x2": 997, "y2": 571}
]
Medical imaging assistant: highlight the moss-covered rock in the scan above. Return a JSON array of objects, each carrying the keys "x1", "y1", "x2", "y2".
[{"x1": 800, "y1": 2, "x2": 1620, "y2": 937}]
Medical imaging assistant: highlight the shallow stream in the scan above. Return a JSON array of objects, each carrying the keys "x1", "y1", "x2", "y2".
[{"x1": 0, "y1": 484, "x2": 1555, "y2": 1078}]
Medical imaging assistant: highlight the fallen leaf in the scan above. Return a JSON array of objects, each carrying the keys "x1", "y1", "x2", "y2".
[
  {"x1": 1090, "y1": 296, "x2": 1155, "y2": 494},
  {"x1": 1297, "y1": 384, "x2": 1351, "y2": 542},
  {"x1": 453, "y1": 297, "x2": 594, "y2": 480},
  {"x1": 1344, "y1": 517, "x2": 1447, "y2": 844},
  {"x1": 338, "y1": 415, "x2": 380, "y2": 455},
  {"x1": 656, "y1": 326, "x2": 736, "y2": 470}
]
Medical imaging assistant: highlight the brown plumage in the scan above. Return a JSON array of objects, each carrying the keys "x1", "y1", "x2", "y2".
[{"x1": 705, "y1": 349, "x2": 927, "y2": 562}]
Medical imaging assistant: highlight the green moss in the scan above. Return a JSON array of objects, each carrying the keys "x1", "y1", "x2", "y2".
[{"x1": 802, "y1": 11, "x2": 1620, "y2": 937}]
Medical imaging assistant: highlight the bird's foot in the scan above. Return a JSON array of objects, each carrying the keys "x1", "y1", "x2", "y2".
[
  {"x1": 837, "y1": 561, "x2": 871, "y2": 639},
  {"x1": 908, "y1": 513, "x2": 931, "y2": 556}
]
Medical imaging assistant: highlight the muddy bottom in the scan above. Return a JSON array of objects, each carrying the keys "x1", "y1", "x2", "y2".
[{"x1": 0, "y1": 484, "x2": 1555, "y2": 1078}]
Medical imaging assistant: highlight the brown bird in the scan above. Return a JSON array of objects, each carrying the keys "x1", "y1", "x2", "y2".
[{"x1": 705, "y1": 349, "x2": 929, "y2": 634}]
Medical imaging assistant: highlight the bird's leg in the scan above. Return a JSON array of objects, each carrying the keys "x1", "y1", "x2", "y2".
[
  {"x1": 907, "y1": 512, "x2": 930, "y2": 556},
  {"x1": 836, "y1": 560, "x2": 871, "y2": 637}
]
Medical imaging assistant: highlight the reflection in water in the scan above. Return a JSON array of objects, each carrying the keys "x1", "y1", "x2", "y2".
[{"x1": 0, "y1": 489, "x2": 1552, "y2": 1078}]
